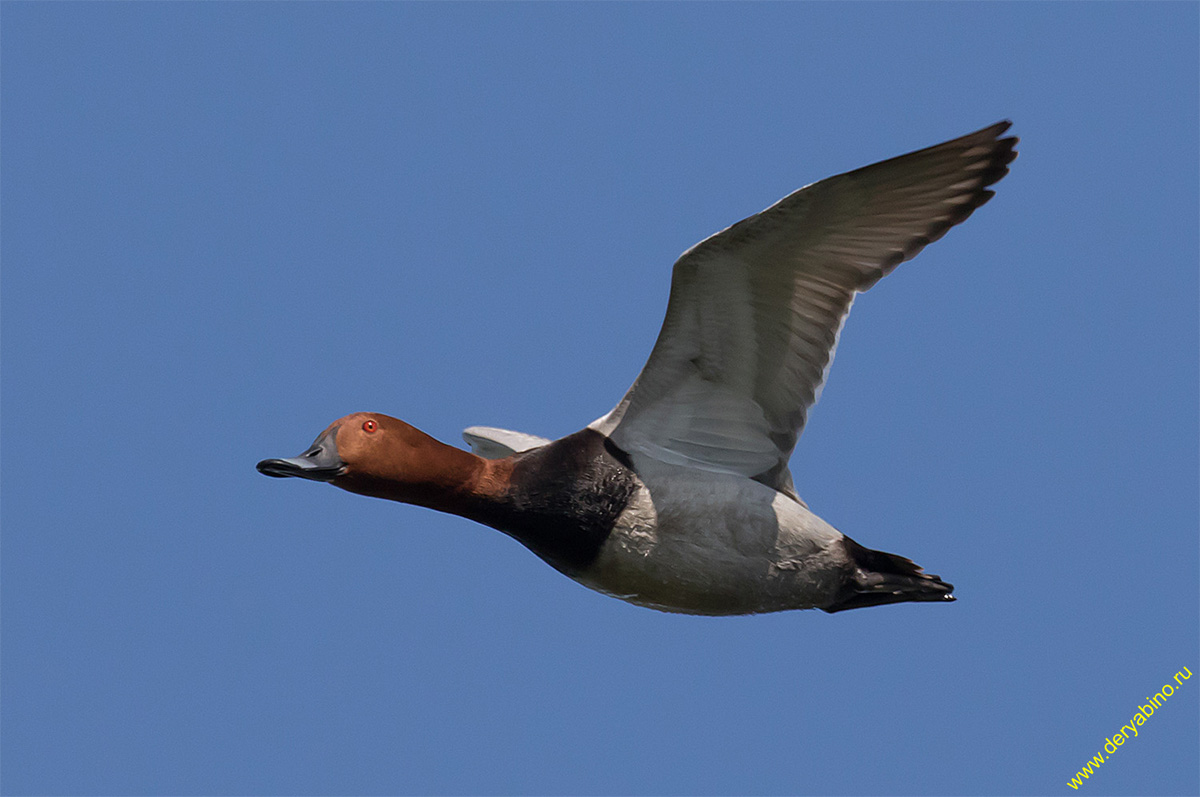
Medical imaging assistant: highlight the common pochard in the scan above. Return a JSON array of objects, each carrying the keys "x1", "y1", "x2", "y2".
[{"x1": 259, "y1": 121, "x2": 1017, "y2": 615}]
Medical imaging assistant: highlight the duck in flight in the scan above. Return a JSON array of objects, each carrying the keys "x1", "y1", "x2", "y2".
[{"x1": 258, "y1": 122, "x2": 1017, "y2": 615}]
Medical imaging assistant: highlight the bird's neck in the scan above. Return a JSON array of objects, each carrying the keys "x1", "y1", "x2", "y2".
[{"x1": 333, "y1": 431, "x2": 515, "y2": 520}]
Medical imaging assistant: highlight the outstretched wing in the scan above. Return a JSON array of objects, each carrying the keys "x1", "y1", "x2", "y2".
[
  {"x1": 590, "y1": 122, "x2": 1017, "y2": 497},
  {"x1": 462, "y1": 426, "x2": 552, "y2": 459}
]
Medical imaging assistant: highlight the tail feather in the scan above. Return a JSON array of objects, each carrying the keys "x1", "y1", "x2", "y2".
[{"x1": 823, "y1": 536, "x2": 955, "y2": 614}]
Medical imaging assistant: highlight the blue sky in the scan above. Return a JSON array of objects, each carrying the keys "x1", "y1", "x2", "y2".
[{"x1": 2, "y1": 4, "x2": 1197, "y2": 795}]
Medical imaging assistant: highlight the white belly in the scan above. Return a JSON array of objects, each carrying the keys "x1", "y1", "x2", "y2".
[{"x1": 574, "y1": 457, "x2": 847, "y2": 615}]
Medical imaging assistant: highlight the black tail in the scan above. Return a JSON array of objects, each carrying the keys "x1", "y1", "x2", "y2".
[{"x1": 823, "y1": 536, "x2": 955, "y2": 614}]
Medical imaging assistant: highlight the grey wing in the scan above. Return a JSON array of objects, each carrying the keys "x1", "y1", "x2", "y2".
[
  {"x1": 462, "y1": 426, "x2": 552, "y2": 459},
  {"x1": 590, "y1": 121, "x2": 1018, "y2": 496}
]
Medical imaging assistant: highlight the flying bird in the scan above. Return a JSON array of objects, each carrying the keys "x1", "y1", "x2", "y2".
[{"x1": 258, "y1": 122, "x2": 1017, "y2": 615}]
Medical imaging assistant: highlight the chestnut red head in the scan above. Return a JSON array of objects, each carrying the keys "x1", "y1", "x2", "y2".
[{"x1": 257, "y1": 413, "x2": 495, "y2": 509}]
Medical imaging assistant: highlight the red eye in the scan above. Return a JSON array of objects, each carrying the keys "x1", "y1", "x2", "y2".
[{"x1": 363, "y1": 419, "x2": 377, "y2": 433}]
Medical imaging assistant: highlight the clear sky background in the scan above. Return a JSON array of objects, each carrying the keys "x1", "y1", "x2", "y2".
[{"x1": 3, "y1": 4, "x2": 1197, "y2": 796}]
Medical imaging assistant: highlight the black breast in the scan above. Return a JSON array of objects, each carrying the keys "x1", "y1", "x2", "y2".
[{"x1": 483, "y1": 428, "x2": 637, "y2": 575}]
